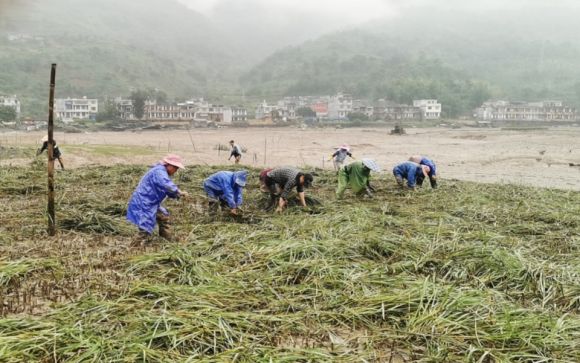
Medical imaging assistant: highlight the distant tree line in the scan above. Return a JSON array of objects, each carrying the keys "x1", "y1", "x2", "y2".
[{"x1": 0, "y1": 106, "x2": 17, "y2": 122}]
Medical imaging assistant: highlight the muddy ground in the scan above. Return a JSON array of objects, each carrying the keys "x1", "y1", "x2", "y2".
[{"x1": 2, "y1": 126, "x2": 580, "y2": 190}]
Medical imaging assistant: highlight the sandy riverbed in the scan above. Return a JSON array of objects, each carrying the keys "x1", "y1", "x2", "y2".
[{"x1": 2, "y1": 126, "x2": 580, "y2": 190}]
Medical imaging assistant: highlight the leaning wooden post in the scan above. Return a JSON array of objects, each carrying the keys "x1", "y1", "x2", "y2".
[
  {"x1": 263, "y1": 137, "x2": 267, "y2": 165},
  {"x1": 47, "y1": 63, "x2": 57, "y2": 236}
]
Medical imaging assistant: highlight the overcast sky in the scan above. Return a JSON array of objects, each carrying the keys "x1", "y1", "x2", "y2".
[
  {"x1": 178, "y1": 0, "x2": 580, "y2": 23},
  {"x1": 177, "y1": 0, "x2": 398, "y2": 25}
]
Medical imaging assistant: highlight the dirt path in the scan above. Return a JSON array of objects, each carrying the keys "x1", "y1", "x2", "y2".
[{"x1": 2, "y1": 126, "x2": 580, "y2": 190}]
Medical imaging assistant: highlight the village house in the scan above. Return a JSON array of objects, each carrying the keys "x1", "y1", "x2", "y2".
[
  {"x1": 208, "y1": 104, "x2": 232, "y2": 123},
  {"x1": 255, "y1": 100, "x2": 292, "y2": 121},
  {"x1": 231, "y1": 106, "x2": 248, "y2": 122},
  {"x1": 310, "y1": 101, "x2": 328, "y2": 119},
  {"x1": 114, "y1": 97, "x2": 134, "y2": 120},
  {"x1": 0, "y1": 95, "x2": 21, "y2": 119},
  {"x1": 373, "y1": 99, "x2": 422, "y2": 121},
  {"x1": 255, "y1": 100, "x2": 275, "y2": 120},
  {"x1": 145, "y1": 100, "x2": 182, "y2": 120},
  {"x1": 476, "y1": 100, "x2": 577, "y2": 121},
  {"x1": 186, "y1": 98, "x2": 210, "y2": 121},
  {"x1": 352, "y1": 99, "x2": 374, "y2": 119},
  {"x1": 114, "y1": 97, "x2": 246, "y2": 124},
  {"x1": 413, "y1": 99, "x2": 442, "y2": 119},
  {"x1": 256, "y1": 95, "x2": 444, "y2": 122},
  {"x1": 327, "y1": 92, "x2": 353, "y2": 120},
  {"x1": 276, "y1": 99, "x2": 297, "y2": 121},
  {"x1": 55, "y1": 97, "x2": 98, "y2": 122}
]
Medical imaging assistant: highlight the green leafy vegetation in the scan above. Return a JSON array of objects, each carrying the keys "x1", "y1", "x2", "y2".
[
  {"x1": 1, "y1": 157, "x2": 579, "y2": 361},
  {"x1": 0, "y1": 105, "x2": 17, "y2": 122}
]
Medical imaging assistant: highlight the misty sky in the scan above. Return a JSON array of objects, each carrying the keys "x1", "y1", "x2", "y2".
[
  {"x1": 178, "y1": 0, "x2": 396, "y2": 25},
  {"x1": 177, "y1": 0, "x2": 580, "y2": 28}
]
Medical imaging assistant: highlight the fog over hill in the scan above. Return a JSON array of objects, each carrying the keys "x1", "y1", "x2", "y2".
[
  {"x1": 2, "y1": 0, "x2": 580, "y2": 117},
  {"x1": 0, "y1": 0, "x2": 242, "y2": 116},
  {"x1": 239, "y1": 2, "x2": 580, "y2": 116}
]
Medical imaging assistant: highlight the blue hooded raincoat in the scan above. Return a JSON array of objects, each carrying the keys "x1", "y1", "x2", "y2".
[
  {"x1": 393, "y1": 162, "x2": 424, "y2": 188},
  {"x1": 419, "y1": 157, "x2": 437, "y2": 177},
  {"x1": 127, "y1": 164, "x2": 180, "y2": 233},
  {"x1": 203, "y1": 170, "x2": 247, "y2": 209}
]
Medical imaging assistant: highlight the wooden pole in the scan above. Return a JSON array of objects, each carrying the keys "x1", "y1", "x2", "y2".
[
  {"x1": 47, "y1": 63, "x2": 57, "y2": 236},
  {"x1": 186, "y1": 129, "x2": 197, "y2": 152}
]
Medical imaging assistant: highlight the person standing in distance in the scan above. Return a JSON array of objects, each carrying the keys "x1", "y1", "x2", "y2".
[{"x1": 228, "y1": 140, "x2": 242, "y2": 164}]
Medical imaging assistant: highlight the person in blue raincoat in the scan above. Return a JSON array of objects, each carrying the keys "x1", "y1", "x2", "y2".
[
  {"x1": 392, "y1": 161, "x2": 430, "y2": 190},
  {"x1": 127, "y1": 154, "x2": 188, "y2": 241},
  {"x1": 203, "y1": 170, "x2": 248, "y2": 215},
  {"x1": 409, "y1": 155, "x2": 438, "y2": 188}
]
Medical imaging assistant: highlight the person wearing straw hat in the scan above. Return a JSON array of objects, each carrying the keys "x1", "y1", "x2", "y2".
[
  {"x1": 336, "y1": 158, "x2": 380, "y2": 199},
  {"x1": 263, "y1": 167, "x2": 314, "y2": 212},
  {"x1": 409, "y1": 155, "x2": 438, "y2": 188},
  {"x1": 203, "y1": 170, "x2": 248, "y2": 215},
  {"x1": 127, "y1": 154, "x2": 189, "y2": 242},
  {"x1": 393, "y1": 161, "x2": 430, "y2": 190},
  {"x1": 228, "y1": 140, "x2": 243, "y2": 164},
  {"x1": 37, "y1": 135, "x2": 65, "y2": 170},
  {"x1": 329, "y1": 144, "x2": 354, "y2": 171}
]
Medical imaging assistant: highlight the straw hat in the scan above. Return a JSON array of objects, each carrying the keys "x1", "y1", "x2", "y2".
[
  {"x1": 41, "y1": 135, "x2": 49, "y2": 143},
  {"x1": 162, "y1": 154, "x2": 185, "y2": 169},
  {"x1": 362, "y1": 158, "x2": 381, "y2": 172},
  {"x1": 336, "y1": 144, "x2": 351, "y2": 151}
]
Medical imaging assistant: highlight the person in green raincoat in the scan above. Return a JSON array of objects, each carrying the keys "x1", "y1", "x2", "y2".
[{"x1": 336, "y1": 158, "x2": 381, "y2": 199}]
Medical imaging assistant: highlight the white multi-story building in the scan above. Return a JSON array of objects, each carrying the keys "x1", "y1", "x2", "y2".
[
  {"x1": 117, "y1": 98, "x2": 246, "y2": 124},
  {"x1": 231, "y1": 106, "x2": 248, "y2": 122},
  {"x1": 0, "y1": 95, "x2": 21, "y2": 119},
  {"x1": 374, "y1": 100, "x2": 422, "y2": 120},
  {"x1": 255, "y1": 99, "x2": 298, "y2": 121},
  {"x1": 255, "y1": 100, "x2": 278, "y2": 120},
  {"x1": 186, "y1": 98, "x2": 210, "y2": 121},
  {"x1": 55, "y1": 97, "x2": 98, "y2": 122},
  {"x1": 327, "y1": 92, "x2": 353, "y2": 120},
  {"x1": 114, "y1": 97, "x2": 134, "y2": 119},
  {"x1": 413, "y1": 99, "x2": 441, "y2": 120},
  {"x1": 475, "y1": 100, "x2": 576, "y2": 121},
  {"x1": 276, "y1": 99, "x2": 297, "y2": 121}
]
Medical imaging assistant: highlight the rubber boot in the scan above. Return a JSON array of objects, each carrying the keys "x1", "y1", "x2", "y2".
[{"x1": 156, "y1": 212, "x2": 172, "y2": 241}]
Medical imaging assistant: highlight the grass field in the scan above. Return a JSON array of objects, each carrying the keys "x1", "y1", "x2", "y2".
[{"x1": 1, "y1": 158, "x2": 579, "y2": 362}]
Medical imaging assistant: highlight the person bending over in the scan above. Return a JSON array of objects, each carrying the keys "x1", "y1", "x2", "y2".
[{"x1": 263, "y1": 167, "x2": 313, "y2": 212}]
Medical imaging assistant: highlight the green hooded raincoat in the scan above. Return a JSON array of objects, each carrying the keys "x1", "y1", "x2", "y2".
[{"x1": 336, "y1": 161, "x2": 371, "y2": 198}]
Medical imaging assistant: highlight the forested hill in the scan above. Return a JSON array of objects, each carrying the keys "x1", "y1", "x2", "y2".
[
  {"x1": 240, "y1": 6, "x2": 580, "y2": 117},
  {"x1": 0, "y1": 0, "x2": 241, "y2": 117},
  {"x1": 3, "y1": 1, "x2": 580, "y2": 119}
]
